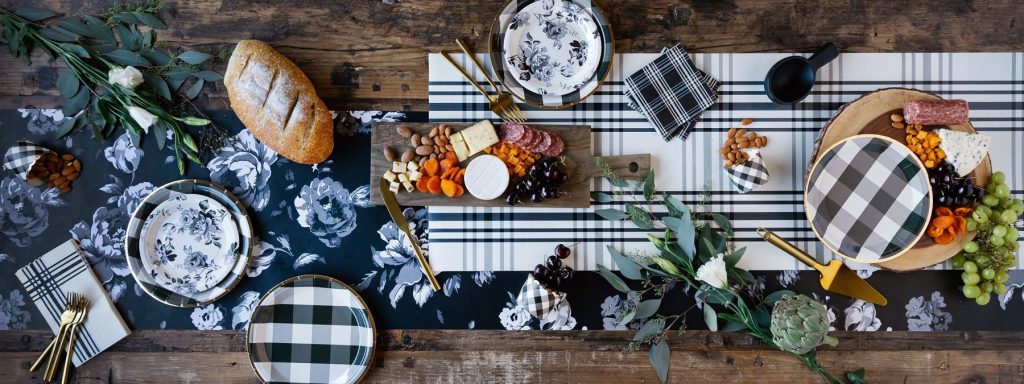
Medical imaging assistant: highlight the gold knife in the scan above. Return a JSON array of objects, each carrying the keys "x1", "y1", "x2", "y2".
[
  {"x1": 757, "y1": 228, "x2": 887, "y2": 306},
  {"x1": 379, "y1": 178, "x2": 441, "y2": 292}
]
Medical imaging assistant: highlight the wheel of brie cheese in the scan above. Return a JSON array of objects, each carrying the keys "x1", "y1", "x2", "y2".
[{"x1": 464, "y1": 155, "x2": 510, "y2": 200}]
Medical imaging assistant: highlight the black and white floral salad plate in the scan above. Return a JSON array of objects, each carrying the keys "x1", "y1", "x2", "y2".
[
  {"x1": 490, "y1": 0, "x2": 613, "y2": 109},
  {"x1": 501, "y1": 0, "x2": 603, "y2": 97},
  {"x1": 139, "y1": 193, "x2": 240, "y2": 295},
  {"x1": 126, "y1": 179, "x2": 254, "y2": 307}
]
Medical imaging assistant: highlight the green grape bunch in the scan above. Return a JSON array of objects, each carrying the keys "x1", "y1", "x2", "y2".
[{"x1": 951, "y1": 171, "x2": 1023, "y2": 306}]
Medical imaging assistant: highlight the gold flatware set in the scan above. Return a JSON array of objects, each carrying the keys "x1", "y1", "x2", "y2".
[
  {"x1": 441, "y1": 38, "x2": 527, "y2": 124},
  {"x1": 30, "y1": 291, "x2": 89, "y2": 383}
]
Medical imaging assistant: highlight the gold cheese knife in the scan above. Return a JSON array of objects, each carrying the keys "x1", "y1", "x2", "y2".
[
  {"x1": 757, "y1": 228, "x2": 887, "y2": 306},
  {"x1": 379, "y1": 178, "x2": 441, "y2": 292}
]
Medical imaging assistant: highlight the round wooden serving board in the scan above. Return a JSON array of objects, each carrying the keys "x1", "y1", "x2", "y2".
[{"x1": 813, "y1": 88, "x2": 992, "y2": 272}]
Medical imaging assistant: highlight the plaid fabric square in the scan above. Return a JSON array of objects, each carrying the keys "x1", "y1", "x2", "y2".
[
  {"x1": 515, "y1": 275, "x2": 566, "y2": 319},
  {"x1": 248, "y1": 275, "x2": 375, "y2": 384},
  {"x1": 3, "y1": 140, "x2": 50, "y2": 179},
  {"x1": 726, "y1": 150, "x2": 770, "y2": 193},
  {"x1": 624, "y1": 45, "x2": 719, "y2": 141},
  {"x1": 806, "y1": 136, "x2": 930, "y2": 261}
]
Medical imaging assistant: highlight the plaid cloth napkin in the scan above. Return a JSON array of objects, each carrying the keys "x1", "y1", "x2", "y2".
[
  {"x1": 3, "y1": 140, "x2": 50, "y2": 180},
  {"x1": 623, "y1": 45, "x2": 720, "y2": 141},
  {"x1": 726, "y1": 149, "x2": 770, "y2": 193},
  {"x1": 15, "y1": 240, "x2": 131, "y2": 367},
  {"x1": 515, "y1": 275, "x2": 565, "y2": 319}
]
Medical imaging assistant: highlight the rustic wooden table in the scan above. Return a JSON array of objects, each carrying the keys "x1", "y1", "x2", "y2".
[{"x1": 1, "y1": 0, "x2": 1023, "y2": 383}]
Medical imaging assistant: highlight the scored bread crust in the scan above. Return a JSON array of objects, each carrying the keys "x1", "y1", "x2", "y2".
[{"x1": 224, "y1": 40, "x2": 333, "y2": 164}]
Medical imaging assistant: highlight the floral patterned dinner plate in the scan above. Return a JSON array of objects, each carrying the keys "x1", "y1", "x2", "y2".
[
  {"x1": 126, "y1": 179, "x2": 253, "y2": 307},
  {"x1": 501, "y1": 0, "x2": 603, "y2": 97},
  {"x1": 490, "y1": 0, "x2": 613, "y2": 109},
  {"x1": 139, "y1": 194, "x2": 240, "y2": 295}
]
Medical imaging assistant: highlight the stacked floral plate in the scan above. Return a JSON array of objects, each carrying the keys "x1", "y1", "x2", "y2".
[
  {"x1": 125, "y1": 179, "x2": 253, "y2": 307},
  {"x1": 490, "y1": 0, "x2": 613, "y2": 108}
]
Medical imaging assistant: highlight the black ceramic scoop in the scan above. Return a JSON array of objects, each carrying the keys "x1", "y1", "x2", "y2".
[{"x1": 764, "y1": 42, "x2": 839, "y2": 104}]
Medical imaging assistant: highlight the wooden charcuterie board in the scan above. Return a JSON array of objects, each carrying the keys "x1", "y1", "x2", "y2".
[
  {"x1": 369, "y1": 122, "x2": 650, "y2": 208},
  {"x1": 814, "y1": 88, "x2": 992, "y2": 271}
]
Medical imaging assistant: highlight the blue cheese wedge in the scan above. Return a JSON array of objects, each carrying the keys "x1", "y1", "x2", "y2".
[{"x1": 936, "y1": 129, "x2": 990, "y2": 177}]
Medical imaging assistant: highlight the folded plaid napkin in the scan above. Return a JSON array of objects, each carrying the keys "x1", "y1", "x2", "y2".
[
  {"x1": 15, "y1": 240, "x2": 131, "y2": 367},
  {"x1": 3, "y1": 140, "x2": 50, "y2": 180},
  {"x1": 515, "y1": 275, "x2": 565, "y2": 319},
  {"x1": 624, "y1": 45, "x2": 720, "y2": 141},
  {"x1": 726, "y1": 149, "x2": 770, "y2": 193}
]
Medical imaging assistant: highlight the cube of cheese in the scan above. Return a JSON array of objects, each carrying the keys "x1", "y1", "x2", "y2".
[
  {"x1": 383, "y1": 170, "x2": 397, "y2": 182},
  {"x1": 461, "y1": 120, "x2": 499, "y2": 155},
  {"x1": 389, "y1": 180, "x2": 400, "y2": 193},
  {"x1": 402, "y1": 181, "x2": 414, "y2": 192},
  {"x1": 450, "y1": 132, "x2": 465, "y2": 143},
  {"x1": 398, "y1": 173, "x2": 409, "y2": 183},
  {"x1": 407, "y1": 161, "x2": 419, "y2": 172},
  {"x1": 408, "y1": 170, "x2": 422, "y2": 181},
  {"x1": 392, "y1": 161, "x2": 407, "y2": 173}
]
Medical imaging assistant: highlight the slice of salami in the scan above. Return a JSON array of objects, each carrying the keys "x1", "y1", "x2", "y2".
[
  {"x1": 515, "y1": 127, "x2": 535, "y2": 147},
  {"x1": 501, "y1": 122, "x2": 526, "y2": 143},
  {"x1": 542, "y1": 135, "x2": 564, "y2": 157},
  {"x1": 525, "y1": 128, "x2": 545, "y2": 149},
  {"x1": 535, "y1": 131, "x2": 553, "y2": 153}
]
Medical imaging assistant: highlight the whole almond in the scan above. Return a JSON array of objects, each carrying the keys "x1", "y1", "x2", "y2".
[
  {"x1": 429, "y1": 153, "x2": 437, "y2": 160},
  {"x1": 727, "y1": 127, "x2": 737, "y2": 138},
  {"x1": 738, "y1": 142, "x2": 749, "y2": 149},
  {"x1": 72, "y1": 160, "x2": 81, "y2": 170},
  {"x1": 416, "y1": 145, "x2": 434, "y2": 156},
  {"x1": 741, "y1": 118, "x2": 754, "y2": 126},
  {"x1": 444, "y1": 126, "x2": 452, "y2": 136},
  {"x1": 383, "y1": 146, "x2": 397, "y2": 161},
  {"x1": 434, "y1": 136, "x2": 444, "y2": 146},
  {"x1": 61, "y1": 167, "x2": 74, "y2": 176},
  {"x1": 760, "y1": 137, "x2": 768, "y2": 146},
  {"x1": 421, "y1": 136, "x2": 431, "y2": 145},
  {"x1": 61, "y1": 154, "x2": 73, "y2": 161},
  {"x1": 736, "y1": 128, "x2": 747, "y2": 137},
  {"x1": 890, "y1": 114, "x2": 903, "y2": 122},
  {"x1": 68, "y1": 171, "x2": 79, "y2": 181},
  {"x1": 429, "y1": 127, "x2": 439, "y2": 138},
  {"x1": 719, "y1": 147, "x2": 729, "y2": 155},
  {"x1": 891, "y1": 122, "x2": 905, "y2": 129},
  {"x1": 724, "y1": 160, "x2": 734, "y2": 168},
  {"x1": 445, "y1": 144, "x2": 454, "y2": 151},
  {"x1": 725, "y1": 138, "x2": 735, "y2": 146},
  {"x1": 411, "y1": 133, "x2": 421, "y2": 147},
  {"x1": 397, "y1": 126, "x2": 413, "y2": 138},
  {"x1": 727, "y1": 152, "x2": 736, "y2": 161},
  {"x1": 401, "y1": 149, "x2": 415, "y2": 162}
]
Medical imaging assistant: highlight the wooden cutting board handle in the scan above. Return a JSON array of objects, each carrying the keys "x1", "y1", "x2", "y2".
[{"x1": 584, "y1": 154, "x2": 651, "y2": 180}]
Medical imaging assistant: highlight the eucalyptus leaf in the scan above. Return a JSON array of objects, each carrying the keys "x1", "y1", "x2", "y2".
[
  {"x1": 185, "y1": 78, "x2": 204, "y2": 100},
  {"x1": 724, "y1": 247, "x2": 746, "y2": 266},
  {"x1": 140, "y1": 48, "x2": 172, "y2": 66},
  {"x1": 634, "y1": 299, "x2": 662, "y2": 319},
  {"x1": 607, "y1": 245, "x2": 643, "y2": 280},
  {"x1": 764, "y1": 290, "x2": 796, "y2": 306},
  {"x1": 113, "y1": 12, "x2": 142, "y2": 25},
  {"x1": 55, "y1": 116, "x2": 77, "y2": 138},
  {"x1": 177, "y1": 50, "x2": 211, "y2": 65},
  {"x1": 664, "y1": 194, "x2": 688, "y2": 216},
  {"x1": 14, "y1": 7, "x2": 56, "y2": 21},
  {"x1": 39, "y1": 27, "x2": 79, "y2": 42},
  {"x1": 709, "y1": 212, "x2": 733, "y2": 232},
  {"x1": 115, "y1": 24, "x2": 141, "y2": 51},
  {"x1": 55, "y1": 18, "x2": 93, "y2": 37},
  {"x1": 673, "y1": 216, "x2": 696, "y2": 260},
  {"x1": 104, "y1": 49, "x2": 151, "y2": 66},
  {"x1": 594, "y1": 208, "x2": 627, "y2": 221},
  {"x1": 701, "y1": 287, "x2": 734, "y2": 305},
  {"x1": 702, "y1": 303, "x2": 718, "y2": 332},
  {"x1": 626, "y1": 204, "x2": 653, "y2": 229},
  {"x1": 649, "y1": 340, "x2": 669, "y2": 384},
  {"x1": 62, "y1": 86, "x2": 90, "y2": 116},
  {"x1": 58, "y1": 43, "x2": 89, "y2": 58},
  {"x1": 720, "y1": 320, "x2": 748, "y2": 332},
  {"x1": 618, "y1": 309, "x2": 636, "y2": 324},
  {"x1": 57, "y1": 70, "x2": 79, "y2": 99},
  {"x1": 144, "y1": 73, "x2": 171, "y2": 100},
  {"x1": 83, "y1": 16, "x2": 116, "y2": 43},
  {"x1": 181, "y1": 132, "x2": 199, "y2": 152},
  {"x1": 633, "y1": 318, "x2": 666, "y2": 342},
  {"x1": 153, "y1": 123, "x2": 167, "y2": 149},
  {"x1": 846, "y1": 368, "x2": 866, "y2": 384},
  {"x1": 596, "y1": 265, "x2": 630, "y2": 293},
  {"x1": 132, "y1": 12, "x2": 167, "y2": 29},
  {"x1": 642, "y1": 170, "x2": 655, "y2": 202},
  {"x1": 167, "y1": 76, "x2": 187, "y2": 91},
  {"x1": 194, "y1": 70, "x2": 224, "y2": 81}
]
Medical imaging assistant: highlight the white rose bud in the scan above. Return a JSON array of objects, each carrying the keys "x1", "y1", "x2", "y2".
[
  {"x1": 108, "y1": 66, "x2": 144, "y2": 89},
  {"x1": 128, "y1": 106, "x2": 158, "y2": 133},
  {"x1": 695, "y1": 253, "x2": 729, "y2": 289}
]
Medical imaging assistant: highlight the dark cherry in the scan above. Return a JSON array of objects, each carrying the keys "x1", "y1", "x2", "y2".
[
  {"x1": 530, "y1": 192, "x2": 544, "y2": 203},
  {"x1": 546, "y1": 255, "x2": 562, "y2": 270},
  {"x1": 555, "y1": 244, "x2": 571, "y2": 259}
]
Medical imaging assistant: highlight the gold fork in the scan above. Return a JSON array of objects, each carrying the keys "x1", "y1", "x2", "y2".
[
  {"x1": 44, "y1": 293, "x2": 84, "y2": 381},
  {"x1": 30, "y1": 292, "x2": 80, "y2": 374},
  {"x1": 440, "y1": 38, "x2": 527, "y2": 123},
  {"x1": 59, "y1": 294, "x2": 89, "y2": 384}
]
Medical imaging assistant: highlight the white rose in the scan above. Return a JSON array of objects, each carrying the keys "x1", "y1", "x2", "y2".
[
  {"x1": 108, "y1": 66, "x2": 144, "y2": 89},
  {"x1": 695, "y1": 253, "x2": 728, "y2": 289},
  {"x1": 128, "y1": 106, "x2": 158, "y2": 133}
]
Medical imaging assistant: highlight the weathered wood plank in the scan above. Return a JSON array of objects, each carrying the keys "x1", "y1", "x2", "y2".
[
  {"x1": 0, "y1": 0, "x2": 1021, "y2": 111},
  {"x1": 1, "y1": 330, "x2": 1023, "y2": 383}
]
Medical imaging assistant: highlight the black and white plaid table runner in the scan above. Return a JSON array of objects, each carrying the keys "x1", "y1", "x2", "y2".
[{"x1": 427, "y1": 52, "x2": 1024, "y2": 273}]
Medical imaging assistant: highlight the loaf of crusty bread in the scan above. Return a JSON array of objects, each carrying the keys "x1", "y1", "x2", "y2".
[{"x1": 224, "y1": 40, "x2": 333, "y2": 164}]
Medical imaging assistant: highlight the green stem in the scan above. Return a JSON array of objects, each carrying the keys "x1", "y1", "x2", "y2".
[{"x1": 799, "y1": 352, "x2": 845, "y2": 384}]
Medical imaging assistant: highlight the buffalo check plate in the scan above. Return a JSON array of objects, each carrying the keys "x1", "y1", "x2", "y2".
[
  {"x1": 247, "y1": 275, "x2": 376, "y2": 384},
  {"x1": 805, "y1": 135, "x2": 932, "y2": 262}
]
